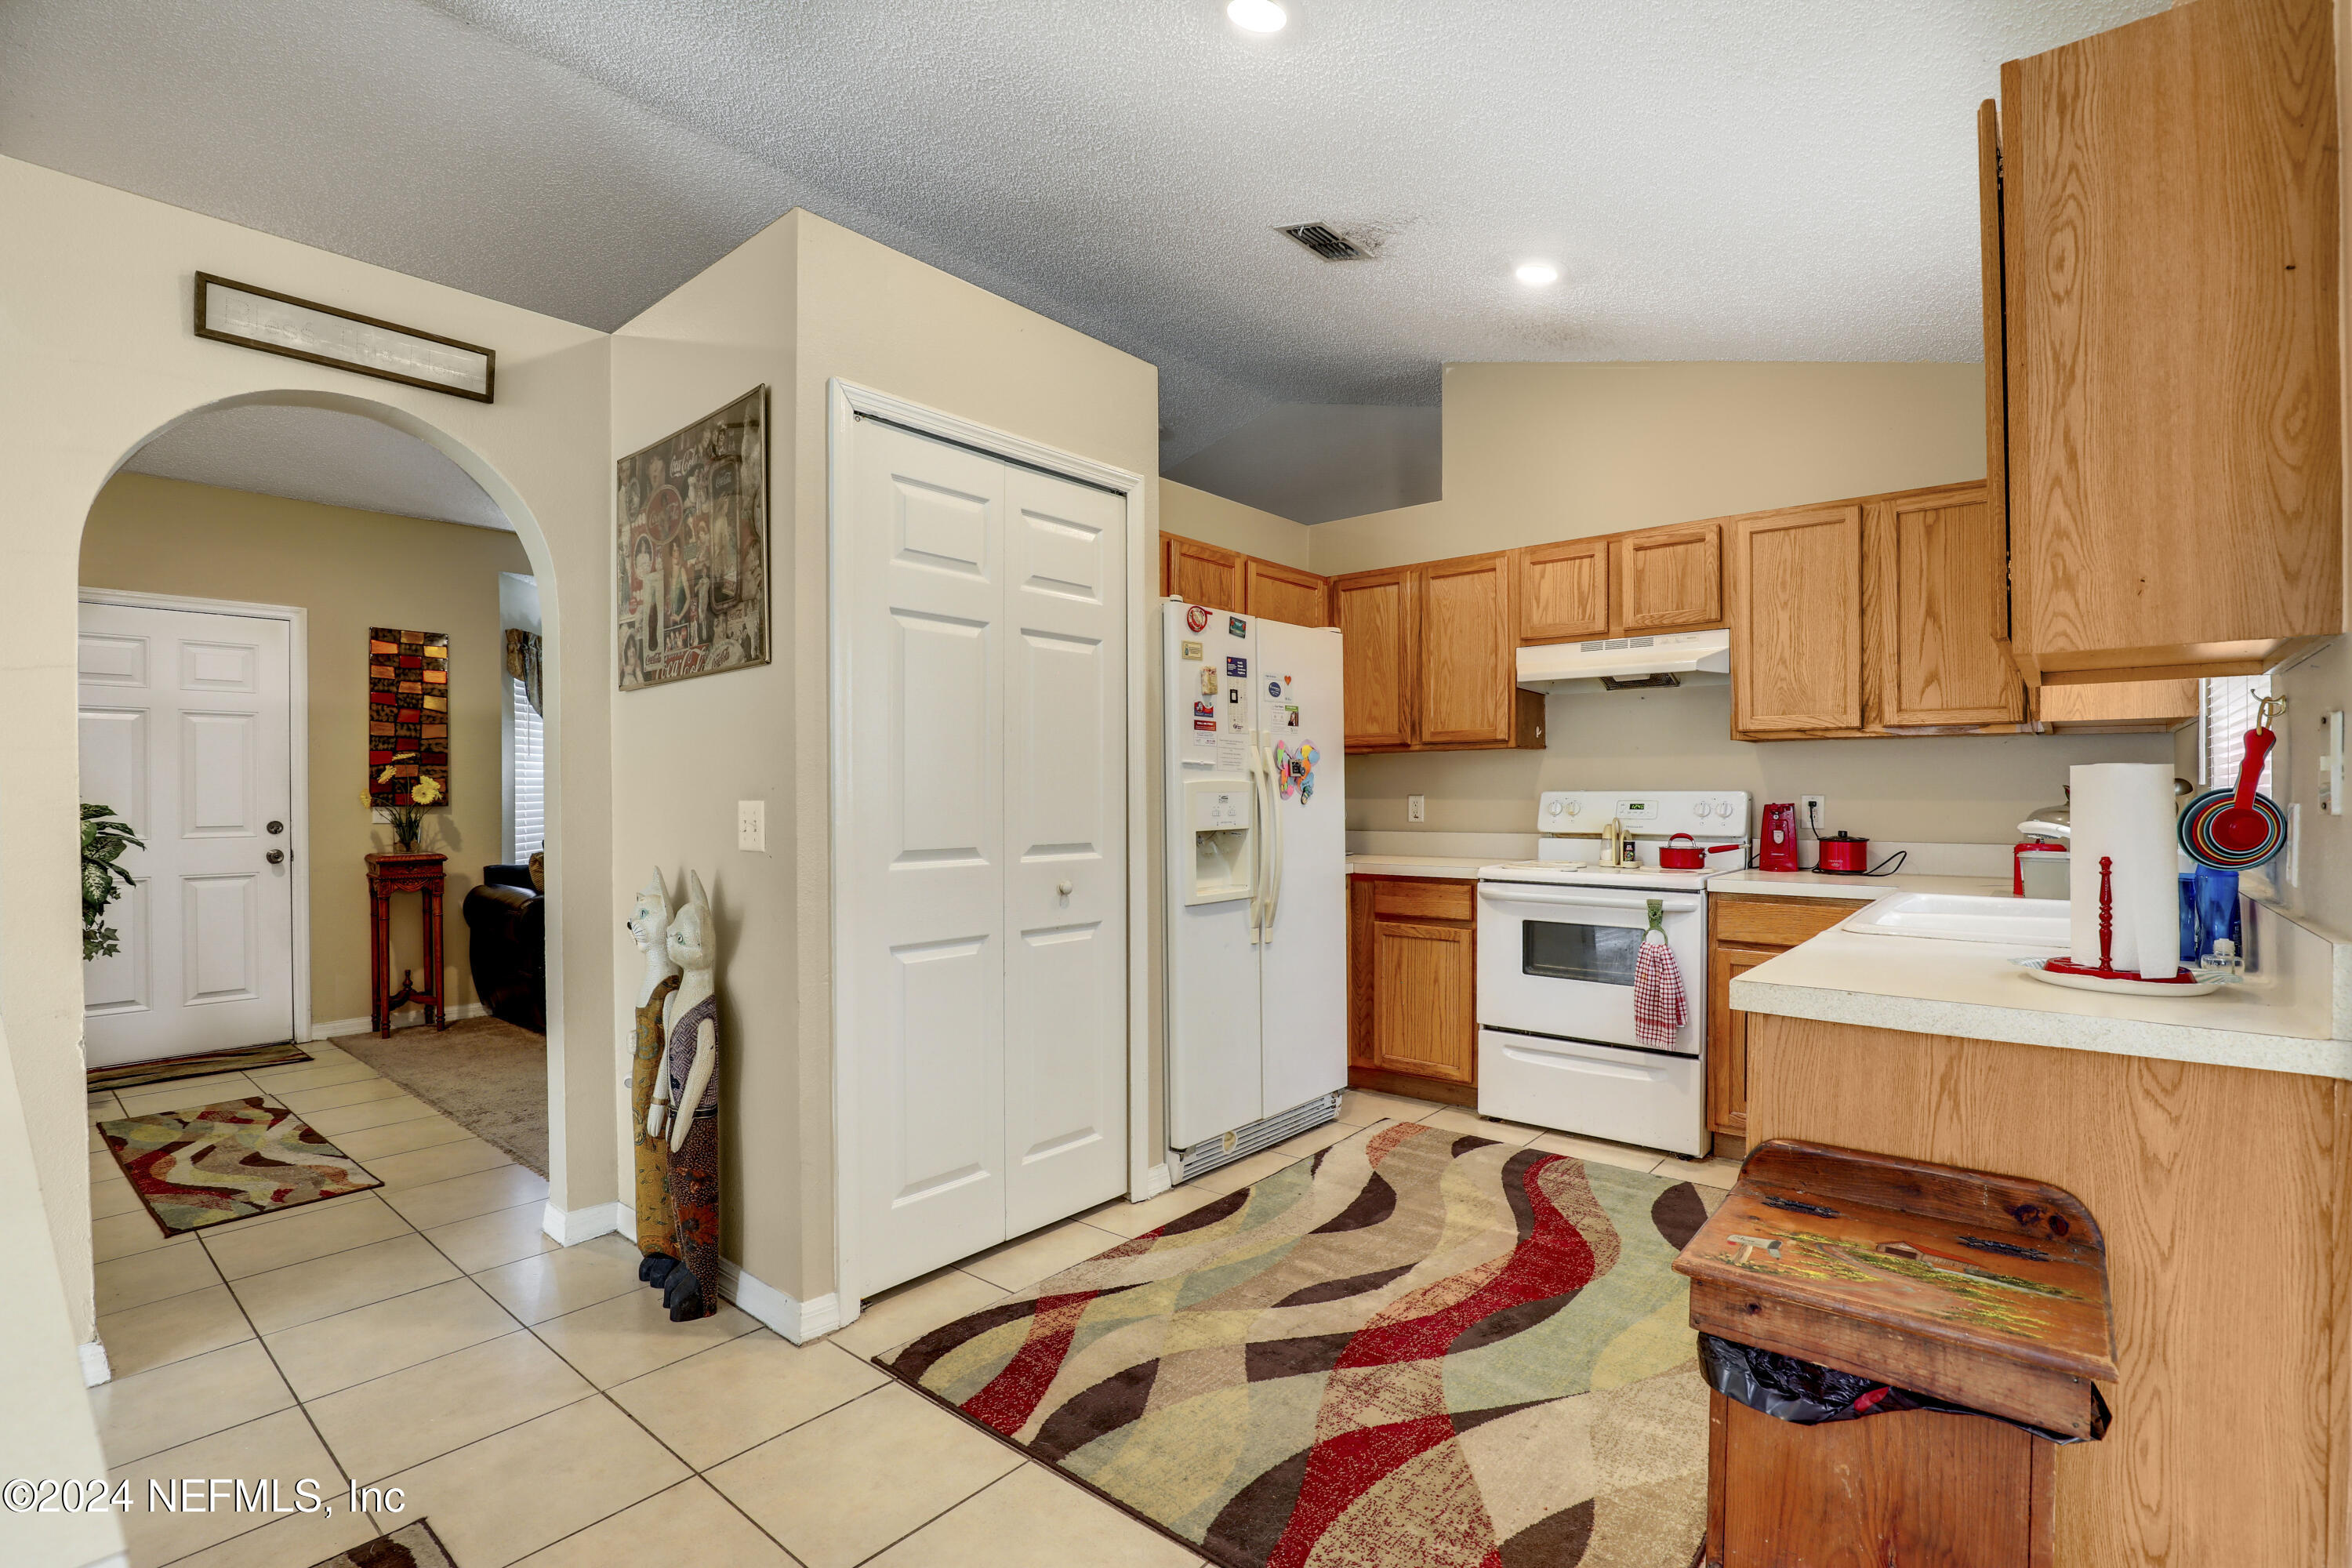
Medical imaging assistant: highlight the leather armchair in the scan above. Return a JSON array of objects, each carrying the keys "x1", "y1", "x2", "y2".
[{"x1": 463, "y1": 863, "x2": 544, "y2": 1033}]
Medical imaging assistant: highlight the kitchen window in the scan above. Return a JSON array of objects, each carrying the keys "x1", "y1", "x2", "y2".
[{"x1": 2201, "y1": 673, "x2": 2274, "y2": 793}]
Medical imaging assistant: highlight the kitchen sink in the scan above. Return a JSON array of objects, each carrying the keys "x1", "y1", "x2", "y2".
[{"x1": 1839, "y1": 893, "x2": 2071, "y2": 947}]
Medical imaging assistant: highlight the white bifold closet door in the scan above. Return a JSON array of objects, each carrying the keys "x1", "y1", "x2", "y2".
[{"x1": 841, "y1": 417, "x2": 1127, "y2": 1297}]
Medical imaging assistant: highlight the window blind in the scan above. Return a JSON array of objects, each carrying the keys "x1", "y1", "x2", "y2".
[
  {"x1": 511, "y1": 674, "x2": 545, "y2": 855},
  {"x1": 2201, "y1": 673, "x2": 2273, "y2": 793}
]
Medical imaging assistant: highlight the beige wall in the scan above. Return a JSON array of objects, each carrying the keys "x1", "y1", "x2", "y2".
[
  {"x1": 1158, "y1": 478, "x2": 1312, "y2": 568},
  {"x1": 81, "y1": 475, "x2": 532, "y2": 1026},
  {"x1": 1, "y1": 154, "x2": 616, "y2": 1345}
]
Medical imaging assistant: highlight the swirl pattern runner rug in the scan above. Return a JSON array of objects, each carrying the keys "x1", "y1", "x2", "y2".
[
  {"x1": 880, "y1": 1120, "x2": 1719, "y2": 1568},
  {"x1": 97, "y1": 1097, "x2": 382, "y2": 1235}
]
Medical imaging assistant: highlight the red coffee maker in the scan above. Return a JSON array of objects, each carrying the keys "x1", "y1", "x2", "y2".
[{"x1": 1759, "y1": 802, "x2": 1801, "y2": 871}]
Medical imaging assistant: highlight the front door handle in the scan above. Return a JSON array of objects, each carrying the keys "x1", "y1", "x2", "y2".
[{"x1": 266, "y1": 850, "x2": 285, "y2": 865}]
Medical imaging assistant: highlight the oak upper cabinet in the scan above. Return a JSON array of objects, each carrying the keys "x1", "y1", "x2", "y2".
[
  {"x1": 1730, "y1": 505, "x2": 1864, "y2": 736},
  {"x1": 1518, "y1": 537, "x2": 1610, "y2": 641},
  {"x1": 1867, "y1": 485, "x2": 2023, "y2": 728},
  {"x1": 1992, "y1": 0, "x2": 2342, "y2": 687},
  {"x1": 1334, "y1": 568, "x2": 1415, "y2": 750},
  {"x1": 1416, "y1": 552, "x2": 1518, "y2": 746},
  {"x1": 1163, "y1": 533, "x2": 1243, "y2": 613},
  {"x1": 1242, "y1": 557, "x2": 1329, "y2": 628},
  {"x1": 1617, "y1": 522, "x2": 1722, "y2": 633},
  {"x1": 2034, "y1": 679, "x2": 2198, "y2": 733}
]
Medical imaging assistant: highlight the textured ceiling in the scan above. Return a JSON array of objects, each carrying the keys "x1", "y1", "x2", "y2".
[
  {"x1": 2, "y1": 0, "x2": 2167, "y2": 497},
  {"x1": 123, "y1": 406, "x2": 511, "y2": 531}
]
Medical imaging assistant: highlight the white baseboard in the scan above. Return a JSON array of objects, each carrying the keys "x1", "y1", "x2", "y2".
[
  {"x1": 718, "y1": 1256, "x2": 840, "y2": 1345},
  {"x1": 541, "y1": 1200, "x2": 630, "y2": 1247},
  {"x1": 304, "y1": 1002, "x2": 488, "y2": 1043},
  {"x1": 79, "y1": 1338, "x2": 111, "y2": 1388},
  {"x1": 1132, "y1": 1163, "x2": 1172, "y2": 1201}
]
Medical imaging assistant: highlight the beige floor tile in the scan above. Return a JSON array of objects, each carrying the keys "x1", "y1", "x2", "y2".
[
  {"x1": 91, "y1": 1337, "x2": 294, "y2": 1467},
  {"x1": 201, "y1": 1193, "x2": 412, "y2": 1279},
  {"x1": 299, "y1": 1093, "x2": 440, "y2": 1137},
  {"x1": 380, "y1": 1393, "x2": 688, "y2": 1568},
  {"x1": 88, "y1": 1091, "x2": 123, "y2": 1116},
  {"x1": 305, "y1": 1330, "x2": 595, "y2": 1483},
  {"x1": 611, "y1": 1330, "x2": 887, "y2": 1469},
  {"x1": 91, "y1": 1207, "x2": 182, "y2": 1263},
  {"x1": 474, "y1": 1234, "x2": 646, "y2": 1326},
  {"x1": 96, "y1": 1282, "x2": 255, "y2": 1377},
  {"x1": 1335, "y1": 1088, "x2": 1446, "y2": 1125},
  {"x1": 249, "y1": 1058, "x2": 380, "y2": 1094},
  {"x1": 361, "y1": 1135, "x2": 515, "y2": 1192},
  {"x1": 107, "y1": 1407, "x2": 345, "y2": 1567},
  {"x1": 1081, "y1": 1185, "x2": 1239, "y2": 1241},
  {"x1": 513, "y1": 1478, "x2": 794, "y2": 1568},
  {"x1": 963, "y1": 1219, "x2": 1121, "y2": 1292},
  {"x1": 531, "y1": 1285, "x2": 757, "y2": 1388},
  {"x1": 328, "y1": 1112, "x2": 477, "y2": 1162},
  {"x1": 89, "y1": 1120, "x2": 107, "y2": 1152},
  {"x1": 158, "y1": 1501, "x2": 384, "y2": 1568},
  {"x1": 274, "y1": 1076, "x2": 408, "y2": 1113},
  {"x1": 89, "y1": 1145, "x2": 125, "y2": 1184},
  {"x1": 1669, "y1": 1154, "x2": 1747, "y2": 1187},
  {"x1": 89, "y1": 1175, "x2": 147, "y2": 1221},
  {"x1": 1420, "y1": 1106, "x2": 1548, "y2": 1145},
  {"x1": 96, "y1": 1238, "x2": 222, "y2": 1315},
  {"x1": 870, "y1": 1461, "x2": 1199, "y2": 1568},
  {"x1": 1268, "y1": 1119, "x2": 1365, "y2": 1162},
  {"x1": 709, "y1": 1385, "x2": 1022, "y2": 1568},
  {"x1": 265, "y1": 1276, "x2": 520, "y2": 1399},
  {"x1": 829, "y1": 1269, "x2": 1010, "y2": 1357},
  {"x1": 383, "y1": 1162, "x2": 550, "y2": 1230},
  {"x1": 1527, "y1": 1129, "x2": 1668, "y2": 1174},
  {"x1": 114, "y1": 1073, "x2": 263, "y2": 1115},
  {"x1": 233, "y1": 1232, "x2": 462, "y2": 1334},
  {"x1": 424, "y1": 1200, "x2": 562, "y2": 1273}
]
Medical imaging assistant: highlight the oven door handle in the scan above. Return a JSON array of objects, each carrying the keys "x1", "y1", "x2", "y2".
[{"x1": 1477, "y1": 885, "x2": 1701, "y2": 914}]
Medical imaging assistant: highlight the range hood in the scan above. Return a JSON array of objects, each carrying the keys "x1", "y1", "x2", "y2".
[{"x1": 1515, "y1": 628, "x2": 1732, "y2": 690}]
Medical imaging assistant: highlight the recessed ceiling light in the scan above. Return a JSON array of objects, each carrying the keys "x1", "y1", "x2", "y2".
[
  {"x1": 1227, "y1": 0, "x2": 1287, "y2": 34},
  {"x1": 1515, "y1": 262, "x2": 1560, "y2": 286}
]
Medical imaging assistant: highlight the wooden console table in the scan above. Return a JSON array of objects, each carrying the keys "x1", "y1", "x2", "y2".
[{"x1": 366, "y1": 851, "x2": 448, "y2": 1036}]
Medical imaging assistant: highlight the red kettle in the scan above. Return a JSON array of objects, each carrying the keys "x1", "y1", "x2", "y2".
[{"x1": 1759, "y1": 803, "x2": 1800, "y2": 872}]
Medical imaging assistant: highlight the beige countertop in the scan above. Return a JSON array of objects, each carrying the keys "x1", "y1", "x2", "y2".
[
  {"x1": 1706, "y1": 869, "x2": 2013, "y2": 900},
  {"x1": 1346, "y1": 853, "x2": 1487, "y2": 880}
]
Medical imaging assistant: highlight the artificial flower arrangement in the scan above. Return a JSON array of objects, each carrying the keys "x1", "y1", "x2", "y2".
[{"x1": 373, "y1": 755, "x2": 444, "y2": 851}]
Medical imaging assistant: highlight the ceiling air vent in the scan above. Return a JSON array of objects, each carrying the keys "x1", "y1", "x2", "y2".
[{"x1": 1278, "y1": 222, "x2": 1374, "y2": 261}]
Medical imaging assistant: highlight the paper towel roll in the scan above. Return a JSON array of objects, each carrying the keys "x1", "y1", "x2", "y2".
[{"x1": 2069, "y1": 763, "x2": 2180, "y2": 979}]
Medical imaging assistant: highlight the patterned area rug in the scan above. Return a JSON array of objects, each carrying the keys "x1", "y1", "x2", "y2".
[
  {"x1": 882, "y1": 1120, "x2": 1719, "y2": 1568},
  {"x1": 305, "y1": 1519, "x2": 454, "y2": 1567},
  {"x1": 97, "y1": 1097, "x2": 382, "y2": 1235},
  {"x1": 85, "y1": 1041, "x2": 310, "y2": 1092}
]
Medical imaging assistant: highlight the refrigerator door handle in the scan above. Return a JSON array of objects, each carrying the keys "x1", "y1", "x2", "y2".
[
  {"x1": 1245, "y1": 729, "x2": 1271, "y2": 943},
  {"x1": 1261, "y1": 728, "x2": 1287, "y2": 938}
]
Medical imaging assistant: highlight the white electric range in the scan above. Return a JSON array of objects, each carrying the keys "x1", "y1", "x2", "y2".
[{"x1": 1475, "y1": 790, "x2": 1750, "y2": 1157}]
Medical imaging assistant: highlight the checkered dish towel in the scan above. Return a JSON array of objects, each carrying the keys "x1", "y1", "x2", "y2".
[{"x1": 1633, "y1": 933, "x2": 1688, "y2": 1047}]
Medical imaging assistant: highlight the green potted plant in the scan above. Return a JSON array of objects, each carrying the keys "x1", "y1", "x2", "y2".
[{"x1": 82, "y1": 803, "x2": 143, "y2": 960}]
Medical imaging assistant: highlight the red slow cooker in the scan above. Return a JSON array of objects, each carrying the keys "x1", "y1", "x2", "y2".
[{"x1": 1816, "y1": 830, "x2": 1871, "y2": 874}]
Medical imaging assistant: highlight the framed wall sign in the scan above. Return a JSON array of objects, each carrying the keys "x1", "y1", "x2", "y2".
[
  {"x1": 616, "y1": 387, "x2": 771, "y2": 690},
  {"x1": 194, "y1": 272, "x2": 495, "y2": 402}
]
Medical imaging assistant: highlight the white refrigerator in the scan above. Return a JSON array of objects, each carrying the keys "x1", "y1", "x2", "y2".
[{"x1": 1162, "y1": 601, "x2": 1348, "y2": 1165}]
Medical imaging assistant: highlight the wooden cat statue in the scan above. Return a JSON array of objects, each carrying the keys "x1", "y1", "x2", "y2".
[
  {"x1": 626, "y1": 869, "x2": 683, "y2": 1288},
  {"x1": 647, "y1": 869, "x2": 721, "y2": 1321}
]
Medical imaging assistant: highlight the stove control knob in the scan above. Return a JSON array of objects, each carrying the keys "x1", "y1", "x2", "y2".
[
  {"x1": 1545, "y1": 800, "x2": 1564, "y2": 818},
  {"x1": 1563, "y1": 800, "x2": 1582, "y2": 818},
  {"x1": 1692, "y1": 800, "x2": 1713, "y2": 818}
]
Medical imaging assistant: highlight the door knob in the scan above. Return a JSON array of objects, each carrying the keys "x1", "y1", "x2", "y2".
[
  {"x1": 1057, "y1": 879, "x2": 1073, "y2": 896},
  {"x1": 266, "y1": 849, "x2": 285, "y2": 865},
  {"x1": 267, "y1": 820, "x2": 285, "y2": 834}
]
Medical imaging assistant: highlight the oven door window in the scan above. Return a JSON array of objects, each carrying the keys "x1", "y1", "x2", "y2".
[{"x1": 1521, "y1": 919, "x2": 1644, "y2": 985}]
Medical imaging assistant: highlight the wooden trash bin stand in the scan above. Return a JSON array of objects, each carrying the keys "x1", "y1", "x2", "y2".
[{"x1": 1673, "y1": 1139, "x2": 2116, "y2": 1566}]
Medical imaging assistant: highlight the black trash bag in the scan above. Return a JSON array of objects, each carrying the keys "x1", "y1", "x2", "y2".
[{"x1": 1698, "y1": 1333, "x2": 2108, "y2": 1445}]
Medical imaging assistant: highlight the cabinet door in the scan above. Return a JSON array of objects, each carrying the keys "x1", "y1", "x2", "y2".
[
  {"x1": 1617, "y1": 523, "x2": 1723, "y2": 633},
  {"x1": 1731, "y1": 506, "x2": 1864, "y2": 734},
  {"x1": 1518, "y1": 538, "x2": 1610, "y2": 642},
  {"x1": 2035, "y1": 679, "x2": 2198, "y2": 731},
  {"x1": 1243, "y1": 557, "x2": 1330, "y2": 628},
  {"x1": 1334, "y1": 568, "x2": 1415, "y2": 750},
  {"x1": 1347, "y1": 878, "x2": 1376, "y2": 1068},
  {"x1": 1871, "y1": 485, "x2": 2024, "y2": 728},
  {"x1": 1165, "y1": 534, "x2": 1244, "y2": 613},
  {"x1": 1707, "y1": 942, "x2": 1782, "y2": 1137},
  {"x1": 1371, "y1": 920, "x2": 1474, "y2": 1084},
  {"x1": 1416, "y1": 552, "x2": 1515, "y2": 746}
]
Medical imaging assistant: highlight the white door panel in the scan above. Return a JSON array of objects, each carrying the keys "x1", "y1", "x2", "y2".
[
  {"x1": 78, "y1": 601, "x2": 294, "y2": 1066},
  {"x1": 1255, "y1": 622, "x2": 1349, "y2": 1116}
]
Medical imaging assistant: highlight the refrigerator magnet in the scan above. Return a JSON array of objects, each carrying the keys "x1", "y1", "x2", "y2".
[
  {"x1": 1180, "y1": 640, "x2": 1203, "y2": 661},
  {"x1": 1229, "y1": 616, "x2": 1247, "y2": 637},
  {"x1": 1186, "y1": 605, "x2": 1210, "y2": 632},
  {"x1": 1200, "y1": 667, "x2": 1218, "y2": 695},
  {"x1": 1225, "y1": 655, "x2": 1247, "y2": 677}
]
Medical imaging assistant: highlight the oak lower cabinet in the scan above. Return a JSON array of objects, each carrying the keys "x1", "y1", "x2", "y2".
[
  {"x1": 1348, "y1": 876, "x2": 1478, "y2": 1105},
  {"x1": 1704, "y1": 894, "x2": 1864, "y2": 1135},
  {"x1": 1331, "y1": 555, "x2": 1543, "y2": 754}
]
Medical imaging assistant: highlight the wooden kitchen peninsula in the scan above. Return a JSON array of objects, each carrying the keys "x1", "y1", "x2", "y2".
[{"x1": 1736, "y1": 975, "x2": 2352, "y2": 1565}]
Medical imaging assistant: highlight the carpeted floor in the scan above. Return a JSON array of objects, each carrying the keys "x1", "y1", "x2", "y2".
[
  {"x1": 303, "y1": 1519, "x2": 455, "y2": 1567},
  {"x1": 336, "y1": 1016, "x2": 548, "y2": 1177},
  {"x1": 96, "y1": 1097, "x2": 382, "y2": 1234},
  {"x1": 881, "y1": 1119, "x2": 1719, "y2": 1568}
]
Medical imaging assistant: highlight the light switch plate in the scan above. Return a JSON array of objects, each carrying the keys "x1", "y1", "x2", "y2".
[
  {"x1": 1407, "y1": 794, "x2": 1425, "y2": 823},
  {"x1": 737, "y1": 799, "x2": 767, "y2": 853}
]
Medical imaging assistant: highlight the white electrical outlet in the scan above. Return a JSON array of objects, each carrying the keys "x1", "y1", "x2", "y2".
[
  {"x1": 1798, "y1": 796, "x2": 1826, "y2": 837},
  {"x1": 736, "y1": 799, "x2": 767, "y2": 852},
  {"x1": 1407, "y1": 794, "x2": 1426, "y2": 823}
]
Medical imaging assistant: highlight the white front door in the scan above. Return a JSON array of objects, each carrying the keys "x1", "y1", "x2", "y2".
[
  {"x1": 840, "y1": 418, "x2": 1127, "y2": 1295},
  {"x1": 78, "y1": 601, "x2": 296, "y2": 1067}
]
